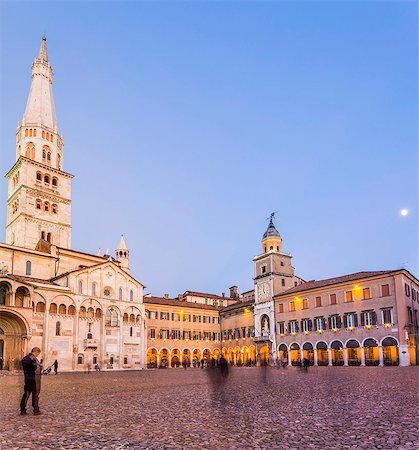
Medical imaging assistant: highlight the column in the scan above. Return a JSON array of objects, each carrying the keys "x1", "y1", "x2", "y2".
[
  {"x1": 327, "y1": 348, "x2": 333, "y2": 366},
  {"x1": 360, "y1": 347, "x2": 366, "y2": 366},
  {"x1": 168, "y1": 353, "x2": 172, "y2": 368},
  {"x1": 288, "y1": 351, "x2": 292, "y2": 366},
  {"x1": 313, "y1": 349, "x2": 318, "y2": 366},
  {"x1": 343, "y1": 348, "x2": 348, "y2": 366},
  {"x1": 378, "y1": 346, "x2": 384, "y2": 367},
  {"x1": 300, "y1": 349, "x2": 304, "y2": 365},
  {"x1": 10, "y1": 292, "x2": 15, "y2": 307}
]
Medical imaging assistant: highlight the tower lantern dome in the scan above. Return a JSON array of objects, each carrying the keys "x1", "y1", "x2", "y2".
[
  {"x1": 262, "y1": 213, "x2": 282, "y2": 254},
  {"x1": 115, "y1": 235, "x2": 130, "y2": 272}
]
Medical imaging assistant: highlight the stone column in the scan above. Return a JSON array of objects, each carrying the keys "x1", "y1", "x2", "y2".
[
  {"x1": 313, "y1": 349, "x2": 318, "y2": 366},
  {"x1": 399, "y1": 345, "x2": 409, "y2": 366},
  {"x1": 360, "y1": 347, "x2": 366, "y2": 366},
  {"x1": 300, "y1": 349, "x2": 304, "y2": 365},
  {"x1": 288, "y1": 351, "x2": 292, "y2": 366},
  {"x1": 343, "y1": 349, "x2": 348, "y2": 366},
  {"x1": 10, "y1": 292, "x2": 15, "y2": 307},
  {"x1": 378, "y1": 346, "x2": 384, "y2": 367},
  {"x1": 168, "y1": 353, "x2": 172, "y2": 368},
  {"x1": 327, "y1": 348, "x2": 333, "y2": 366}
]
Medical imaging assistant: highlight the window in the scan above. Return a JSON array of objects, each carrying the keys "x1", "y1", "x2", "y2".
[
  {"x1": 46, "y1": 232, "x2": 51, "y2": 243},
  {"x1": 25, "y1": 142, "x2": 35, "y2": 159},
  {"x1": 277, "y1": 303, "x2": 284, "y2": 313},
  {"x1": 381, "y1": 308, "x2": 393, "y2": 325},
  {"x1": 57, "y1": 154, "x2": 61, "y2": 170},
  {"x1": 330, "y1": 294, "x2": 337, "y2": 305},
  {"x1": 44, "y1": 201, "x2": 50, "y2": 212},
  {"x1": 42, "y1": 130, "x2": 45, "y2": 138},
  {"x1": 280, "y1": 261, "x2": 284, "y2": 266},
  {"x1": 78, "y1": 280, "x2": 83, "y2": 295},
  {"x1": 405, "y1": 284, "x2": 411, "y2": 297},
  {"x1": 193, "y1": 331, "x2": 201, "y2": 340},
  {"x1": 212, "y1": 316, "x2": 220, "y2": 324},
  {"x1": 77, "y1": 355, "x2": 84, "y2": 365},
  {"x1": 261, "y1": 265, "x2": 266, "y2": 274},
  {"x1": 301, "y1": 318, "x2": 312, "y2": 333},
  {"x1": 92, "y1": 283, "x2": 96, "y2": 296},
  {"x1": 160, "y1": 312, "x2": 169, "y2": 320},
  {"x1": 289, "y1": 320, "x2": 299, "y2": 333},
  {"x1": 281, "y1": 279, "x2": 285, "y2": 287},
  {"x1": 129, "y1": 290, "x2": 134, "y2": 301},
  {"x1": 52, "y1": 204, "x2": 58, "y2": 214},
  {"x1": 55, "y1": 321, "x2": 61, "y2": 336},
  {"x1": 203, "y1": 316, "x2": 211, "y2": 324},
  {"x1": 360, "y1": 310, "x2": 377, "y2": 327},
  {"x1": 407, "y1": 307, "x2": 413, "y2": 325},
  {"x1": 172, "y1": 312, "x2": 180, "y2": 321},
  {"x1": 44, "y1": 175, "x2": 50, "y2": 184},
  {"x1": 315, "y1": 296, "x2": 321, "y2": 307},
  {"x1": 278, "y1": 321, "x2": 285, "y2": 335},
  {"x1": 36, "y1": 172, "x2": 42, "y2": 181},
  {"x1": 183, "y1": 313, "x2": 191, "y2": 322},
  {"x1": 119, "y1": 287, "x2": 123, "y2": 301},
  {"x1": 344, "y1": 313, "x2": 357, "y2": 328},
  {"x1": 171, "y1": 329, "x2": 181, "y2": 339},
  {"x1": 345, "y1": 291, "x2": 353, "y2": 302},
  {"x1": 314, "y1": 316, "x2": 326, "y2": 331},
  {"x1": 193, "y1": 314, "x2": 201, "y2": 323},
  {"x1": 149, "y1": 311, "x2": 157, "y2": 320},
  {"x1": 183, "y1": 330, "x2": 191, "y2": 340},
  {"x1": 289, "y1": 301, "x2": 295, "y2": 312},
  {"x1": 36, "y1": 199, "x2": 42, "y2": 210},
  {"x1": 302, "y1": 299, "x2": 308, "y2": 309},
  {"x1": 328, "y1": 314, "x2": 341, "y2": 329},
  {"x1": 363, "y1": 288, "x2": 371, "y2": 300},
  {"x1": 130, "y1": 327, "x2": 133, "y2": 337},
  {"x1": 294, "y1": 281, "x2": 298, "y2": 287},
  {"x1": 25, "y1": 261, "x2": 31, "y2": 276},
  {"x1": 50, "y1": 303, "x2": 57, "y2": 314},
  {"x1": 150, "y1": 328, "x2": 156, "y2": 338},
  {"x1": 105, "y1": 308, "x2": 119, "y2": 327},
  {"x1": 52, "y1": 177, "x2": 58, "y2": 187}
]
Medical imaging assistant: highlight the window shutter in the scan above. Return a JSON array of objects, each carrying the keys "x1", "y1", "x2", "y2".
[
  {"x1": 405, "y1": 284, "x2": 410, "y2": 297},
  {"x1": 354, "y1": 314, "x2": 358, "y2": 327},
  {"x1": 372, "y1": 311, "x2": 377, "y2": 325},
  {"x1": 343, "y1": 314, "x2": 348, "y2": 328},
  {"x1": 295, "y1": 321, "x2": 299, "y2": 332},
  {"x1": 309, "y1": 319, "x2": 313, "y2": 331},
  {"x1": 360, "y1": 312, "x2": 365, "y2": 326},
  {"x1": 337, "y1": 315, "x2": 342, "y2": 328},
  {"x1": 328, "y1": 317, "x2": 332, "y2": 329}
]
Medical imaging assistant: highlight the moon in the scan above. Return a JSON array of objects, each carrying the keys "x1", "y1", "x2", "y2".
[{"x1": 400, "y1": 209, "x2": 409, "y2": 217}]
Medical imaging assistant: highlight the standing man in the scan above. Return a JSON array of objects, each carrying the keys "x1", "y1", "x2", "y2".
[
  {"x1": 52, "y1": 360, "x2": 58, "y2": 375},
  {"x1": 20, "y1": 347, "x2": 43, "y2": 416}
]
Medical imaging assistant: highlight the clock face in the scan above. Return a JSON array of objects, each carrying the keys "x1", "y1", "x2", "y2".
[{"x1": 258, "y1": 282, "x2": 270, "y2": 300}]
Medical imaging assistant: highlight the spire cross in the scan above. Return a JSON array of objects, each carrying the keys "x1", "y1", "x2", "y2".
[{"x1": 268, "y1": 212, "x2": 277, "y2": 224}]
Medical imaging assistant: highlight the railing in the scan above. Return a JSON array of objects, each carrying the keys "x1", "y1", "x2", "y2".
[{"x1": 83, "y1": 338, "x2": 99, "y2": 349}]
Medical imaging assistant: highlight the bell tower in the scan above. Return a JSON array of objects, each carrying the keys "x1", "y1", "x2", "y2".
[
  {"x1": 115, "y1": 235, "x2": 130, "y2": 272},
  {"x1": 5, "y1": 37, "x2": 73, "y2": 250}
]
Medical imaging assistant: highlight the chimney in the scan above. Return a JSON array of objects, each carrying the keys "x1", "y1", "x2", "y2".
[
  {"x1": 178, "y1": 294, "x2": 184, "y2": 301},
  {"x1": 163, "y1": 293, "x2": 169, "y2": 299}
]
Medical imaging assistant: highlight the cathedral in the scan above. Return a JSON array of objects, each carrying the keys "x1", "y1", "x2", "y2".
[
  {"x1": 0, "y1": 37, "x2": 146, "y2": 371},
  {"x1": 1, "y1": 38, "x2": 418, "y2": 372}
]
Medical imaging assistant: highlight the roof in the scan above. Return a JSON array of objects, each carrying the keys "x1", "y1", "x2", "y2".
[
  {"x1": 183, "y1": 291, "x2": 225, "y2": 300},
  {"x1": 144, "y1": 296, "x2": 221, "y2": 311},
  {"x1": 116, "y1": 235, "x2": 128, "y2": 251},
  {"x1": 4, "y1": 274, "x2": 59, "y2": 287},
  {"x1": 263, "y1": 215, "x2": 280, "y2": 240},
  {"x1": 275, "y1": 270, "x2": 403, "y2": 297},
  {"x1": 241, "y1": 289, "x2": 255, "y2": 296},
  {"x1": 220, "y1": 299, "x2": 254, "y2": 313}
]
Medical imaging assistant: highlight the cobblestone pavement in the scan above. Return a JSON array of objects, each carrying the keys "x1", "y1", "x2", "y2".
[{"x1": 0, "y1": 367, "x2": 418, "y2": 450}]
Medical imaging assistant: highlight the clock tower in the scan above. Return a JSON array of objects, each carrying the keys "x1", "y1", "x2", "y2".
[{"x1": 253, "y1": 214, "x2": 303, "y2": 364}]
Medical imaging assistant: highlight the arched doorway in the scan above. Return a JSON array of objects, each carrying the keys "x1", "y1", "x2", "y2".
[
  {"x1": 182, "y1": 349, "x2": 191, "y2": 366},
  {"x1": 290, "y1": 343, "x2": 300, "y2": 366},
  {"x1": 0, "y1": 310, "x2": 29, "y2": 370},
  {"x1": 382, "y1": 337, "x2": 399, "y2": 366},
  {"x1": 316, "y1": 342, "x2": 328, "y2": 365},
  {"x1": 171, "y1": 349, "x2": 181, "y2": 367},
  {"x1": 248, "y1": 346, "x2": 256, "y2": 365},
  {"x1": 235, "y1": 347, "x2": 242, "y2": 366},
  {"x1": 228, "y1": 348, "x2": 235, "y2": 365},
  {"x1": 147, "y1": 348, "x2": 157, "y2": 368},
  {"x1": 159, "y1": 348, "x2": 169, "y2": 368},
  {"x1": 331, "y1": 340, "x2": 344, "y2": 366},
  {"x1": 242, "y1": 347, "x2": 248, "y2": 366},
  {"x1": 212, "y1": 348, "x2": 220, "y2": 361},
  {"x1": 260, "y1": 345, "x2": 270, "y2": 366},
  {"x1": 363, "y1": 338, "x2": 379, "y2": 366},
  {"x1": 346, "y1": 340, "x2": 361, "y2": 366},
  {"x1": 278, "y1": 344, "x2": 288, "y2": 365},
  {"x1": 192, "y1": 349, "x2": 201, "y2": 367},
  {"x1": 0, "y1": 282, "x2": 12, "y2": 306},
  {"x1": 303, "y1": 342, "x2": 314, "y2": 365}
]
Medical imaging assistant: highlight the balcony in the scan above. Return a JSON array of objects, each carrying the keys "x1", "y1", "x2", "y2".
[
  {"x1": 83, "y1": 338, "x2": 99, "y2": 350},
  {"x1": 254, "y1": 332, "x2": 272, "y2": 343}
]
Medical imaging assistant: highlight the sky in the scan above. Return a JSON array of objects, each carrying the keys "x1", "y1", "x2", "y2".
[{"x1": 0, "y1": 1, "x2": 417, "y2": 296}]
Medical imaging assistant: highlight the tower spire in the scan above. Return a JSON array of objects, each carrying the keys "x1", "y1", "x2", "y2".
[{"x1": 22, "y1": 36, "x2": 57, "y2": 131}]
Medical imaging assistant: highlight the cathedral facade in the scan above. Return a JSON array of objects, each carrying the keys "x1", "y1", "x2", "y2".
[{"x1": 0, "y1": 37, "x2": 146, "y2": 371}]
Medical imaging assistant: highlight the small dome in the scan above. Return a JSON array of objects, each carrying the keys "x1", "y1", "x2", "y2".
[{"x1": 262, "y1": 216, "x2": 280, "y2": 239}]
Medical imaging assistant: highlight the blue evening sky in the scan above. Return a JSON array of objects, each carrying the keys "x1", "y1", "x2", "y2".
[{"x1": 0, "y1": 2, "x2": 417, "y2": 296}]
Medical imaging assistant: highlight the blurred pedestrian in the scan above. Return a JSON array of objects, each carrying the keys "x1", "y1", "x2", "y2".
[
  {"x1": 20, "y1": 347, "x2": 43, "y2": 415},
  {"x1": 52, "y1": 360, "x2": 58, "y2": 375},
  {"x1": 95, "y1": 363, "x2": 101, "y2": 372}
]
